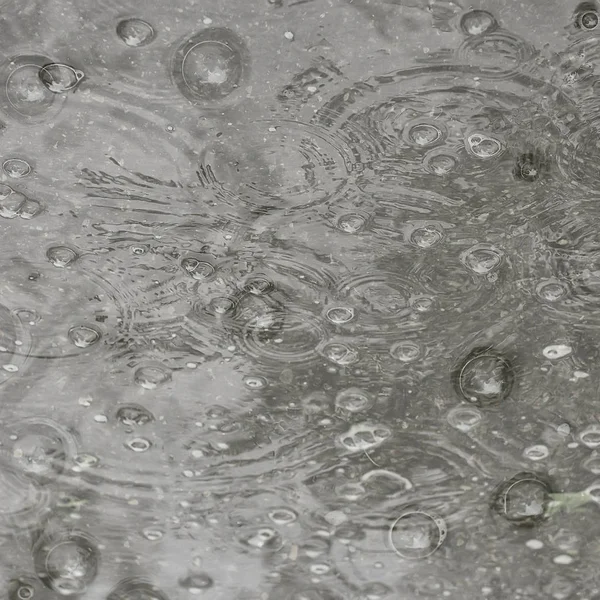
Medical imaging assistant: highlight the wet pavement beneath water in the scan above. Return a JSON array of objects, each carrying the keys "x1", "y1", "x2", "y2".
[{"x1": 4, "y1": 0, "x2": 600, "y2": 598}]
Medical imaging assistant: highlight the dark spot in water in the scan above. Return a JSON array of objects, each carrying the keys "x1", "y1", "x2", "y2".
[{"x1": 514, "y1": 150, "x2": 546, "y2": 182}]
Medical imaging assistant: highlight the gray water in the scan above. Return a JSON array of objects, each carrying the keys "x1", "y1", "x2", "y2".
[{"x1": 2, "y1": 0, "x2": 600, "y2": 598}]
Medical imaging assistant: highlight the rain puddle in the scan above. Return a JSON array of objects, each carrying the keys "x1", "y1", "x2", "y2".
[{"x1": 3, "y1": 0, "x2": 600, "y2": 598}]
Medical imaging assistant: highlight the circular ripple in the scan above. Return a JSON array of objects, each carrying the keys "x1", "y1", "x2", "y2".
[
  {"x1": 108, "y1": 579, "x2": 169, "y2": 600},
  {"x1": 236, "y1": 307, "x2": 325, "y2": 367},
  {"x1": 198, "y1": 120, "x2": 353, "y2": 209},
  {"x1": 33, "y1": 531, "x2": 100, "y2": 596},
  {"x1": 172, "y1": 27, "x2": 251, "y2": 106},
  {"x1": 3, "y1": 158, "x2": 32, "y2": 178},
  {"x1": 116, "y1": 18, "x2": 156, "y2": 47},
  {"x1": 459, "y1": 243, "x2": 505, "y2": 275},
  {"x1": 0, "y1": 55, "x2": 65, "y2": 123},
  {"x1": 0, "y1": 455, "x2": 51, "y2": 534},
  {"x1": 455, "y1": 29, "x2": 536, "y2": 79},
  {"x1": 6, "y1": 418, "x2": 78, "y2": 482}
]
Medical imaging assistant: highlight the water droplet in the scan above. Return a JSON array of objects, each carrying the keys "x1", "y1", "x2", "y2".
[
  {"x1": 116, "y1": 18, "x2": 156, "y2": 47},
  {"x1": 460, "y1": 243, "x2": 504, "y2": 275},
  {"x1": 337, "y1": 213, "x2": 367, "y2": 233},
  {"x1": 241, "y1": 527, "x2": 283, "y2": 551},
  {"x1": 454, "y1": 348, "x2": 514, "y2": 406},
  {"x1": 243, "y1": 375, "x2": 267, "y2": 390},
  {"x1": 115, "y1": 404, "x2": 155, "y2": 427},
  {"x1": 579, "y1": 424, "x2": 600, "y2": 448},
  {"x1": 39, "y1": 64, "x2": 84, "y2": 93},
  {"x1": 67, "y1": 325, "x2": 101, "y2": 348},
  {"x1": 491, "y1": 472, "x2": 551, "y2": 527},
  {"x1": 409, "y1": 225, "x2": 444, "y2": 248},
  {"x1": 181, "y1": 257, "x2": 215, "y2": 280},
  {"x1": 73, "y1": 453, "x2": 99, "y2": 470},
  {"x1": 134, "y1": 365, "x2": 171, "y2": 389},
  {"x1": 125, "y1": 437, "x2": 152, "y2": 452},
  {"x1": 320, "y1": 342, "x2": 360, "y2": 366},
  {"x1": 403, "y1": 120, "x2": 446, "y2": 147},
  {"x1": 390, "y1": 341, "x2": 421, "y2": 363},
  {"x1": 46, "y1": 246, "x2": 78, "y2": 267},
  {"x1": 268, "y1": 507, "x2": 297, "y2": 525},
  {"x1": 34, "y1": 532, "x2": 99, "y2": 596},
  {"x1": 325, "y1": 306, "x2": 355, "y2": 324},
  {"x1": 465, "y1": 133, "x2": 504, "y2": 159},
  {"x1": 536, "y1": 279, "x2": 569, "y2": 303},
  {"x1": 130, "y1": 245, "x2": 148, "y2": 255},
  {"x1": 338, "y1": 422, "x2": 392, "y2": 452},
  {"x1": 3, "y1": 158, "x2": 31, "y2": 178},
  {"x1": 179, "y1": 573, "x2": 214, "y2": 593},
  {"x1": 523, "y1": 444, "x2": 550, "y2": 461},
  {"x1": 579, "y1": 9, "x2": 599, "y2": 30},
  {"x1": 243, "y1": 276, "x2": 274, "y2": 295},
  {"x1": 0, "y1": 185, "x2": 24, "y2": 218},
  {"x1": 460, "y1": 10, "x2": 498, "y2": 35},
  {"x1": 388, "y1": 510, "x2": 447, "y2": 559},
  {"x1": 447, "y1": 406, "x2": 482, "y2": 432},
  {"x1": 142, "y1": 527, "x2": 164, "y2": 541},
  {"x1": 173, "y1": 28, "x2": 251, "y2": 105},
  {"x1": 335, "y1": 387, "x2": 374, "y2": 413}
]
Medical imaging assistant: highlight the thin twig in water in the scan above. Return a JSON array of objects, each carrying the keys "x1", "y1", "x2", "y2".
[{"x1": 364, "y1": 450, "x2": 381, "y2": 467}]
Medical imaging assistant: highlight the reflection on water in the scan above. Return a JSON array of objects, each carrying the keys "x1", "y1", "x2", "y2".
[{"x1": 3, "y1": 0, "x2": 600, "y2": 597}]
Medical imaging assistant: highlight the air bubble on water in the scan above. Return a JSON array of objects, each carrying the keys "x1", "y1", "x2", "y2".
[
  {"x1": 523, "y1": 444, "x2": 550, "y2": 461},
  {"x1": 454, "y1": 348, "x2": 514, "y2": 406},
  {"x1": 320, "y1": 342, "x2": 360, "y2": 366},
  {"x1": 409, "y1": 224, "x2": 444, "y2": 248},
  {"x1": 337, "y1": 213, "x2": 367, "y2": 234},
  {"x1": 34, "y1": 532, "x2": 99, "y2": 596},
  {"x1": 244, "y1": 375, "x2": 268, "y2": 389},
  {"x1": 388, "y1": 510, "x2": 447, "y2": 559},
  {"x1": 18, "y1": 198, "x2": 41, "y2": 219},
  {"x1": 173, "y1": 28, "x2": 251, "y2": 105},
  {"x1": 181, "y1": 257, "x2": 215, "y2": 280},
  {"x1": 447, "y1": 406, "x2": 482, "y2": 432},
  {"x1": 46, "y1": 246, "x2": 78, "y2": 268},
  {"x1": 310, "y1": 563, "x2": 330, "y2": 575},
  {"x1": 179, "y1": 573, "x2": 214, "y2": 593},
  {"x1": 335, "y1": 387, "x2": 374, "y2": 413},
  {"x1": 268, "y1": 507, "x2": 297, "y2": 525},
  {"x1": 107, "y1": 579, "x2": 169, "y2": 600},
  {"x1": 3, "y1": 158, "x2": 31, "y2": 178},
  {"x1": 361, "y1": 582, "x2": 392, "y2": 600},
  {"x1": 116, "y1": 18, "x2": 156, "y2": 47},
  {"x1": 536, "y1": 279, "x2": 569, "y2": 303},
  {"x1": 39, "y1": 64, "x2": 84, "y2": 93},
  {"x1": 115, "y1": 404, "x2": 155, "y2": 427},
  {"x1": 335, "y1": 482, "x2": 367, "y2": 501},
  {"x1": 338, "y1": 422, "x2": 392, "y2": 452},
  {"x1": 142, "y1": 527, "x2": 164, "y2": 541},
  {"x1": 403, "y1": 119, "x2": 446, "y2": 148},
  {"x1": 465, "y1": 133, "x2": 504, "y2": 159},
  {"x1": 579, "y1": 10, "x2": 599, "y2": 30},
  {"x1": 207, "y1": 296, "x2": 236, "y2": 315},
  {"x1": 491, "y1": 472, "x2": 550, "y2": 526},
  {"x1": 134, "y1": 365, "x2": 171, "y2": 389},
  {"x1": 241, "y1": 527, "x2": 283, "y2": 551},
  {"x1": 542, "y1": 344, "x2": 572, "y2": 360},
  {"x1": 584, "y1": 482, "x2": 600, "y2": 504},
  {"x1": 579, "y1": 424, "x2": 600, "y2": 448},
  {"x1": 3, "y1": 363, "x2": 18, "y2": 372},
  {"x1": 0, "y1": 185, "x2": 24, "y2": 218},
  {"x1": 125, "y1": 437, "x2": 152, "y2": 452},
  {"x1": 325, "y1": 306, "x2": 355, "y2": 325},
  {"x1": 72, "y1": 453, "x2": 99, "y2": 470},
  {"x1": 460, "y1": 10, "x2": 498, "y2": 36},
  {"x1": 460, "y1": 243, "x2": 504, "y2": 275},
  {"x1": 526, "y1": 539, "x2": 544, "y2": 550},
  {"x1": 67, "y1": 325, "x2": 101, "y2": 348},
  {"x1": 243, "y1": 276, "x2": 275, "y2": 295},
  {"x1": 390, "y1": 341, "x2": 421, "y2": 363},
  {"x1": 423, "y1": 150, "x2": 459, "y2": 176}
]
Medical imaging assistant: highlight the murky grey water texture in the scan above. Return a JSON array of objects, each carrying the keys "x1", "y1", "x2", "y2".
[{"x1": 4, "y1": 0, "x2": 600, "y2": 598}]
